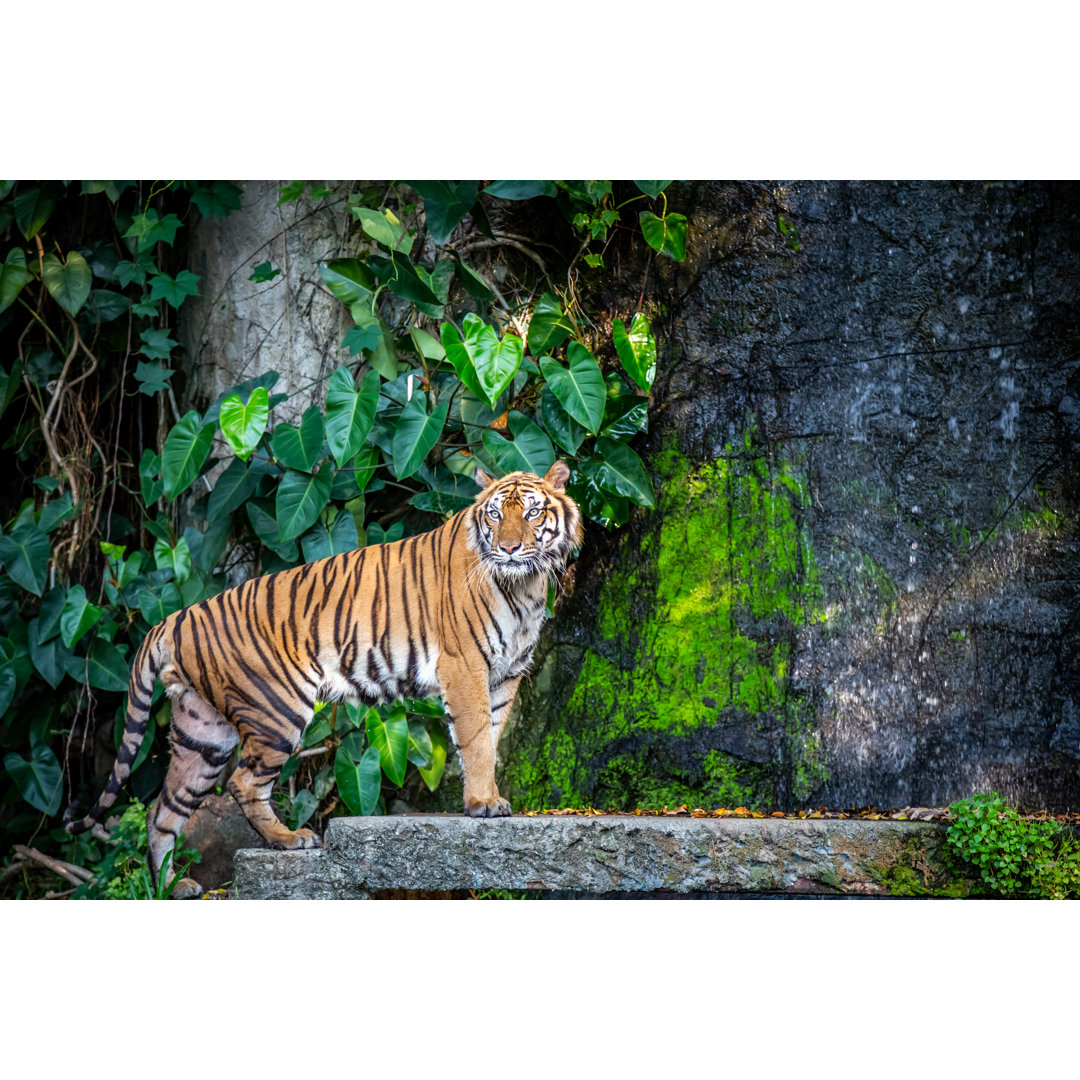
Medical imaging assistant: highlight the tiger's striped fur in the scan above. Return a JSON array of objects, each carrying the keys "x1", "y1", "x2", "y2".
[{"x1": 66, "y1": 461, "x2": 582, "y2": 898}]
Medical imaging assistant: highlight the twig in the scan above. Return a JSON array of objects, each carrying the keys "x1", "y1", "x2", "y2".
[
  {"x1": 298, "y1": 746, "x2": 328, "y2": 758},
  {"x1": 13, "y1": 845, "x2": 93, "y2": 886},
  {"x1": 45, "y1": 887, "x2": 78, "y2": 899}
]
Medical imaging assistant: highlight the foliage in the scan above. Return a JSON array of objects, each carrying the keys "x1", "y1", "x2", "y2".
[
  {"x1": 0, "y1": 179, "x2": 684, "y2": 893},
  {"x1": 945, "y1": 793, "x2": 1080, "y2": 899}
]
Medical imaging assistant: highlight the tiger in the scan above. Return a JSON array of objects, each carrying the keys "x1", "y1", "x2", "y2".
[{"x1": 66, "y1": 461, "x2": 582, "y2": 898}]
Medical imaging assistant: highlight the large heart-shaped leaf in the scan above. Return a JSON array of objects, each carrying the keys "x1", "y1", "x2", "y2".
[
  {"x1": 0, "y1": 523, "x2": 50, "y2": 596},
  {"x1": 392, "y1": 395, "x2": 449, "y2": 480},
  {"x1": 366, "y1": 705, "x2": 409, "y2": 786},
  {"x1": 325, "y1": 367, "x2": 380, "y2": 468},
  {"x1": 482, "y1": 180, "x2": 557, "y2": 201},
  {"x1": 527, "y1": 292, "x2": 575, "y2": 355},
  {"x1": 593, "y1": 436, "x2": 655, "y2": 508},
  {"x1": 408, "y1": 181, "x2": 478, "y2": 244},
  {"x1": 481, "y1": 412, "x2": 555, "y2": 476},
  {"x1": 154, "y1": 536, "x2": 192, "y2": 585},
  {"x1": 60, "y1": 585, "x2": 103, "y2": 648},
  {"x1": 441, "y1": 314, "x2": 523, "y2": 409},
  {"x1": 540, "y1": 343, "x2": 606, "y2": 434},
  {"x1": 276, "y1": 462, "x2": 334, "y2": 542},
  {"x1": 206, "y1": 456, "x2": 258, "y2": 523},
  {"x1": 137, "y1": 582, "x2": 183, "y2": 626},
  {"x1": 271, "y1": 405, "x2": 325, "y2": 473},
  {"x1": 335, "y1": 743, "x2": 382, "y2": 816},
  {"x1": 320, "y1": 259, "x2": 375, "y2": 307},
  {"x1": 42, "y1": 251, "x2": 92, "y2": 316},
  {"x1": 13, "y1": 186, "x2": 57, "y2": 240},
  {"x1": 406, "y1": 716, "x2": 434, "y2": 767},
  {"x1": 0, "y1": 248, "x2": 32, "y2": 315},
  {"x1": 539, "y1": 386, "x2": 587, "y2": 456},
  {"x1": 219, "y1": 386, "x2": 269, "y2": 460},
  {"x1": 633, "y1": 181, "x2": 673, "y2": 198},
  {"x1": 639, "y1": 210, "x2": 688, "y2": 261},
  {"x1": 351, "y1": 207, "x2": 409, "y2": 250},
  {"x1": 4, "y1": 744, "x2": 63, "y2": 815},
  {"x1": 28, "y1": 619, "x2": 72, "y2": 688},
  {"x1": 86, "y1": 638, "x2": 130, "y2": 692},
  {"x1": 367, "y1": 251, "x2": 441, "y2": 306},
  {"x1": 613, "y1": 312, "x2": 657, "y2": 392},
  {"x1": 246, "y1": 500, "x2": 298, "y2": 562},
  {"x1": 301, "y1": 510, "x2": 359, "y2": 562},
  {"x1": 37, "y1": 587, "x2": 67, "y2": 643},
  {"x1": 162, "y1": 411, "x2": 215, "y2": 501}
]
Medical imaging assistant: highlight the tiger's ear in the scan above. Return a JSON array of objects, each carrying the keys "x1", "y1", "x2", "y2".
[
  {"x1": 543, "y1": 460, "x2": 570, "y2": 492},
  {"x1": 474, "y1": 465, "x2": 497, "y2": 490}
]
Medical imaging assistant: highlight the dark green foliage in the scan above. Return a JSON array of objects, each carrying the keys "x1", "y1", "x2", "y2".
[
  {"x1": 946, "y1": 793, "x2": 1080, "y2": 899},
  {"x1": 0, "y1": 178, "x2": 687, "y2": 896}
]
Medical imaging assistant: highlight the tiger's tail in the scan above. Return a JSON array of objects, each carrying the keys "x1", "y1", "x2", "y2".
[{"x1": 64, "y1": 630, "x2": 162, "y2": 835}]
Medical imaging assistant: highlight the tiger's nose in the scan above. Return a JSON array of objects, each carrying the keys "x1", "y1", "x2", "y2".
[{"x1": 499, "y1": 540, "x2": 521, "y2": 554}]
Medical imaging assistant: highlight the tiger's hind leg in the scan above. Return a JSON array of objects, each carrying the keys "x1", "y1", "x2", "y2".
[
  {"x1": 149, "y1": 687, "x2": 240, "y2": 899},
  {"x1": 227, "y1": 725, "x2": 321, "y2": 851}
]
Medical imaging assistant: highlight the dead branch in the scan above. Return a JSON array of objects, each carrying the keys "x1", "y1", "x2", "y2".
[{"x1": 13, "y1": 845, "x2": 93, "y2": 886}]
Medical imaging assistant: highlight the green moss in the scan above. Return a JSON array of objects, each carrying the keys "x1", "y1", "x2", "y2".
[
  {"x1": 868, "y1": 833, "x2": 974, "y2": 898},
  {"x1": 507, "y1": 432, "x2": 827, "y2": 810}
]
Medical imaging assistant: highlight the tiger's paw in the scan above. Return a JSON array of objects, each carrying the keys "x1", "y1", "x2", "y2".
[
  {"x1": 270, "y1": 827, "x2": 321, "y2": 850},
  {"x1": 171, "y1": 877, "x2": 204, "y2": 900},
  {"x1": 464, "y1": 796, "x2": 512, "y2": 818}
]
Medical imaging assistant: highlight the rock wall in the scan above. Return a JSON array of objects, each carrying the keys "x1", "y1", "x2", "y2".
[{"x1": 504, "y1": 181, "x2": 1080, "y2": 812}]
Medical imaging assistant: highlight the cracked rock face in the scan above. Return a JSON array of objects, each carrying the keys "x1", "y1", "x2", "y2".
[{"x1": 505, "y1": 181, "x2": 1080, "y2": 812}]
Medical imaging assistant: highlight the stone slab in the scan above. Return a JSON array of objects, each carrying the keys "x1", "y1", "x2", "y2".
[{"x1": 233, "y1": 815, "x2": 949, "y2": 899}]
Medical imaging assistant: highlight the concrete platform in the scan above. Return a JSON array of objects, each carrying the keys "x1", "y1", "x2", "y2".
[{"x1": 233, "y1": 814, "x2": 952, "y2": 898}]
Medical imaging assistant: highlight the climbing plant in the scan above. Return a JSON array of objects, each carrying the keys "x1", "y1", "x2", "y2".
[{"x1": 0, "y1": 179, "x2": 684, "y2": 896}]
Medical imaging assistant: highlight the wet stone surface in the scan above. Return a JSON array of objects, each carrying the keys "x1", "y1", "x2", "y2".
[{"x1": 232, "y1": 813, "x2": 952, "y2": 899}]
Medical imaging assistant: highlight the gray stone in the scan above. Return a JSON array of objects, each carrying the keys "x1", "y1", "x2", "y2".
[{"x1": 233, "y1": 814, "x2": 948, "y2": 899}]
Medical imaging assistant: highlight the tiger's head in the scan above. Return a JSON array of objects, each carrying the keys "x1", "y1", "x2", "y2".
[{"x1": 470, "y1": 461, "x2": 583, "y2": 579}]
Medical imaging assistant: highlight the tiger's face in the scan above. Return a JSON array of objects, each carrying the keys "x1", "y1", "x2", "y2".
[{"x1": 470, "y1": 461, "x2": 582, "y2": 579}]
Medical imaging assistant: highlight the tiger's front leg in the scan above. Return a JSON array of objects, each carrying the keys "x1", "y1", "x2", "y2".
[{"x1": 438, "y1": 657, "x2": 510, "y2": 818}]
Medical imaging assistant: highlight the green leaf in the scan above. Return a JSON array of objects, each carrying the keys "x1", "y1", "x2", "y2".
[
  {"x1": 352, "y1": 206, "x2": 409, "y2": 249},
  {"x1": 408, "y1": 181, "x2": 478, "y2": 244},
  {"x1": 601, "y1": 397, "x2": 648, "y2": 442},
  {"x1": 276, "y1": 462, "x2": 333, "y2": 542},
  {"x1": 539, "y1": 343, "x2": 606, "y2": 434},
  {"x1": 334, "y1": 744, "x2": 382, "y2": 816},
  {"x1": 28, "y1": 619, "x2": 71, "y2": 688},
  {"x1": 0, "y1": 665, "x2": 15, "y2": 718},
  {"x1": 248, "y1": 261, "x2": 281, "y2": 283},
  {"x1": 539, "y1": 386, "x2": 587, "y2": 456},
  {"x1": 124, "y1": 209, "x2": 183, "y2": 249},
  {"x1": 39, "y1": 491, "x2": 76, "y2": 533},
  {"x1": 278, "y1": 181, "x2": 306, "y2": 204},
  {"x1": 301, "y1": 510, "x2": 359, "y2": 562},
  {"x1": 527, "y1": 292, "x2": 575, "y2": 354},
  {"x1": 4, "y1": 744, "x2": 63, "y2": 815},
  {"x1": 246, "y1": 500, "x2": 298, "y2": 562},
  {"x1": 482, "y1": 180, "x2": 557, "y2": 200},
  {"x1": 203, "y1": 371, "x2": 281, "y2": 426},
  {"x1": 219, "y1": 386, "x2": 269, "y2": 460},
  {"x1": 416, "y1": 721, "x2": 446, "y2": 792},
  {"x1": 481, "y1": 412, "x2": 555, "y2": 476},
  {"x1": 137, "y1": 582, "x2": 182, "y2": 625},
  {"x1": 368, "y1": 251, "x2": 441, "y2": 306},
  {"x1": 320, "y1": 259, "x2": 375, "y2": 307},
  {"x1": 366, "y1": 706, "x2": 409, "y2": 786},
  {"x1": 0, "y1": 523, "x2": 50, "y2": 596},
  {"x1": 115, "y1": 249, "x2": 156, "y2": 288},
  {"x1": 303, "y1": 711, "x2": 333, "y2": 748},
  {"x1": 134, "y1": 361, "x2": 174, "y2": 397},
  {"x1": 154, "y1": 536, "x2": 192, "y2": 585},
  {"x1": 594, "y1": 436, "x2": 655, "y2": 508},
  {"x1": 441, "y1": 314, "x2": 523, "y2": 409},
  {"x1": 325, "y1": 368, "x2": 380, "y2": 468},
  {"x1": 392, "y1": 395, "x2": 449, "y2": 480},
  {"x1": 147, "y1": 270, "x2": 200, "y2": 308},
  {"x1": 406, "y1": 717, "x2": 434, "y2": 767},
  {"x1": 86, "y1": 638, "x2": 130, "y2": 692},
  {"x1": 139, "y1": 448, "x2": 163, "y2": 505},
  {"x1": 206, "y1": 456, "x2": 257, "y2": 523},
  {"x1": 409, "y1": 490, "x2": 475, "y2": 515},
  {"x1": 85, "y1": 289, "x2": 131, "y2": 323},
  {"x1": 162, "y1": 411, "x2": 215, "y2": 501},
  {"x1": 190, "y1": 181, "x2": 243, "y2": 218},
  {"x1": 60, "y1": 585, "x2": 103, "y2": 648},
  {"x1": 633, "y1": 181, "x2": 673, "y2": 198},
  {"x1": 613, "y1": 312, "x2": 656, "y2": 391},
  {"x1": 138, "y1": 327, "x2": 178, "y2": 361},
  {"x1": 451, "y1": 257, "x2": 495, "y2": 302},
  {"x1": 271, "y1": 405, "x2": 325, "y2": 473},
  {"x1": 0, "y1": 248, "x2": 32, "y2": 315},
  {"x1": 13, "y1": 187, "x2": 57, "y2": 239},
  {"x1": 639, "y1": 210, "x2": 688, "y2": 261},
  {"x1": 37, "y1": 587, "x2": 66, "y2": 643},
  {"x1": 41, "y1": 252, "x2": 92, "y2": 316},
  {"x1": 288, "y1": 789, "x2": 319, "y2": 831},
  {"x1": 343, "y1": 316, "x2": 383, "y2": 356}
]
